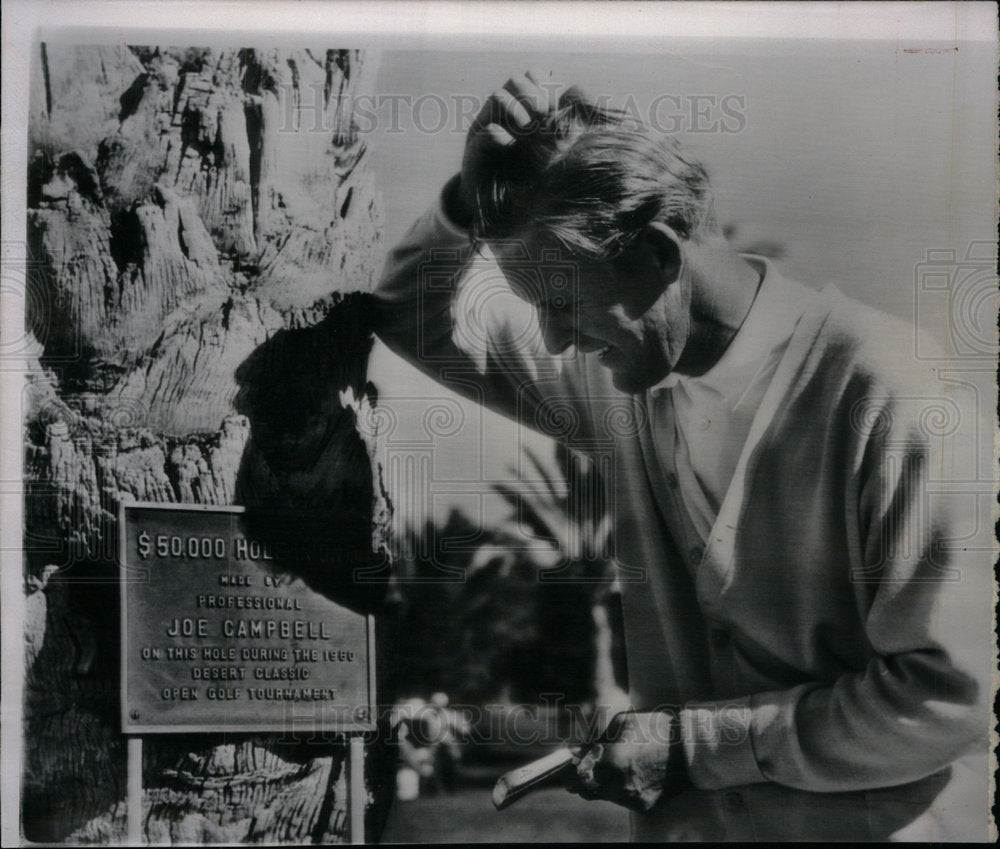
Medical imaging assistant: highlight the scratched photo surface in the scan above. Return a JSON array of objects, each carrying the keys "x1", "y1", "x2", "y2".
[{"x1": 11, "y1": 21, "x2": 997, "y2": 847}]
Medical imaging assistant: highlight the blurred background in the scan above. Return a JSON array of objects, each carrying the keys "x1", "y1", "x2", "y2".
[{"x1": 363, "y1": 38, "x2": 996, "y2": 842}]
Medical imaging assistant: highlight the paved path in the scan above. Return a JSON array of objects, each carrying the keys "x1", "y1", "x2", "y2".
[{"x1": 380, "y1": 785, "x2": 629, "y2": 843}]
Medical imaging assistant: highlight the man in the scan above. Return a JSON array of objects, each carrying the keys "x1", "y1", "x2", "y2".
[{"x1": 373, "y1": 73, "x2": 992, "y2": 841}]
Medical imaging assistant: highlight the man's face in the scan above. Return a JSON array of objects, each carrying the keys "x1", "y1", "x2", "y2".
[{"x1": 492, "y1": 232, "x2": 690, "y2": 393}]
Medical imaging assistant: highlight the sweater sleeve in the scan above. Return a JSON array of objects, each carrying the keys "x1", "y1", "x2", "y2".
[
  {"x1": 372, "y1": 175, "x2": 583, "y2": 434},
  {"x1": 678, "y1": 388, "x2": 991, "y2": 792}
]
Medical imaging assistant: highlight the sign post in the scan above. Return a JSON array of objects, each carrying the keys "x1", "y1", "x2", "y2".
[
  {"x1": 350, "y1": 735, "x2": 365, "y2": 844},
  {"x1": 127, "y1": 738, "x2": 143, "y2": 845},
  {"x1": 120, "y1": 502, "x2": 376, "y2": 843}
]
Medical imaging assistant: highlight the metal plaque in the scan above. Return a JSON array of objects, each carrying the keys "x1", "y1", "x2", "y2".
[{"x1": 121, "y1": 503, "x2": 376, "y2": 733}]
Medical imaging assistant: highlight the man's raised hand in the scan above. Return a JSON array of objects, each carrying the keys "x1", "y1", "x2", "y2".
[{"x1": 448, "y1": 71, "x2": 586, "y2": 226}]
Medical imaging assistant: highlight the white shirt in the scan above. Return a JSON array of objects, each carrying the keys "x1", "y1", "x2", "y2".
[{"x1": 647, "y1": 256, "x2": 804, "y2": 544}]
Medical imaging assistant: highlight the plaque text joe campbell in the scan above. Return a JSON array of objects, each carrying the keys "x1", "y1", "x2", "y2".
[{"x1": 121, "y1": 503, "x2": 375, "y2": 734}]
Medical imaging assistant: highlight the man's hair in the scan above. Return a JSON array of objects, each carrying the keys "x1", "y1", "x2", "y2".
[{"x1": 472, "y1": 100, "x2": 717, "y2": 260}]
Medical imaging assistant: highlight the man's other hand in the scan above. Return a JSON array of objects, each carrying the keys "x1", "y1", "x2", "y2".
[{"x1": 565, "y1": 710, "x2": 690, "y2": 812}]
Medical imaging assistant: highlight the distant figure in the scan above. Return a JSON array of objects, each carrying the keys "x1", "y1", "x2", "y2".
[
  {"x1": 392, "y1": 698, "x2": 432, "y2": 800},
  {"x1": 429, "y1": 692, "x2": 470, "y2": 791},
  {"x1": 392, "y1": 695, "x2": 468, "y2": 798}
]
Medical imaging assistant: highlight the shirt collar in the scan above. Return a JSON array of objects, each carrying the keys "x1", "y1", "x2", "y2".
[{"x1": 648, "y1": 255, "x2": 802, "y2": 402}]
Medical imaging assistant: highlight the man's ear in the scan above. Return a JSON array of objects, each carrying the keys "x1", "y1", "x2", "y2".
[{"x1": 642, "y1": 222, "x2": 683, "y2": 287}]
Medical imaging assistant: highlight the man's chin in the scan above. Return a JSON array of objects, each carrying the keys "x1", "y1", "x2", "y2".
[
  {"x1": 610, "y1": 369, "x2": 656, "y2": 395},
  {"x1": 607, "y1": 361, "x2": 671, "y2": 394}
]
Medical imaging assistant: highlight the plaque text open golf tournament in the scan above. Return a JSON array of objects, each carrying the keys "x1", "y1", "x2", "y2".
[{"x1": 121, "y1": 503, "x2": 375, "y2": 733}]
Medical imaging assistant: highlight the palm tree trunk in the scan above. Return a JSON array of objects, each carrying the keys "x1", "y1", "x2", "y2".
[{"x1": 22, "y1": 44, "x2": 392, "y2": 844}]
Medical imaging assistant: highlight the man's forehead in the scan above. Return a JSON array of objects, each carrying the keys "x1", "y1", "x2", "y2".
[
  {"x1": 488, "y1": 235, "x2": 594, "y2": 305},
  {"x1": 489, "y1": 233, "x2": 611, "y2": 285},
  {"x1": 488, "y1": 231, "x2": 568, "y2": 265}
]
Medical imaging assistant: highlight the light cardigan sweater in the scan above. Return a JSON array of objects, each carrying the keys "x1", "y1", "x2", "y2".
[{"x1": 373, "y1": 184, "x2": 993, "y2": 841}]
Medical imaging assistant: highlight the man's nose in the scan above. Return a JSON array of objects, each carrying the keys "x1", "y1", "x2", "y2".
[{"x1": 539, "y1": 309, "x2": 574, "y2": 355}]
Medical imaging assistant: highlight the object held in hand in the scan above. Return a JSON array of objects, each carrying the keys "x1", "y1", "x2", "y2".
[{"x1": 492, "y1": 746, "x2": 581, "y2": 810}]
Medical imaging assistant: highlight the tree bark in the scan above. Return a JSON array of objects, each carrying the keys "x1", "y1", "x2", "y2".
[{"x1": 23, "y1": 44, "x2": 393, "y2": 844}]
